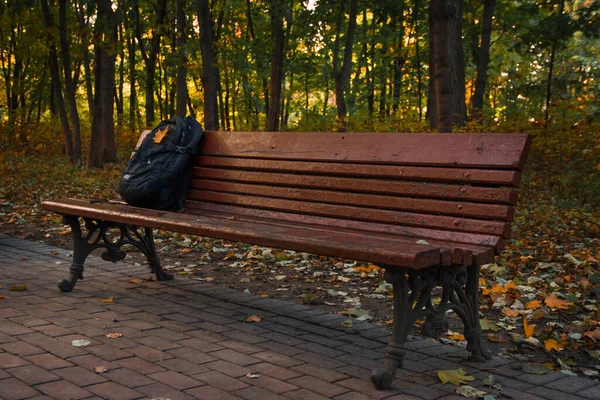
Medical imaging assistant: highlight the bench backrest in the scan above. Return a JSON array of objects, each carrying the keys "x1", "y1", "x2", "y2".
[{"x1": 184, "y1": 131, "x2": 531, "y2": 255}]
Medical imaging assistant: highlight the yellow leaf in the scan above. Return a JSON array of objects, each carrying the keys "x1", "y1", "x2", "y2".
[
  {"x1": 101, "y1": 296, "x2": 114, "y2": 303},
  {"x1": 259, "y1": 293, "x2": 269, "y2": 298},
  {"x1": 385, "y1": 319, "x2": 394, "y2": 325},
  {"x1": 245, "y1": 315, "x2": 261, "y2": 323},
  {"x1": 129, "y1": 279, "x2": 143, "y2": 284},
  {"x1": 523, "y1": 318, "x2": 535, "y2": 338},
  {"x1": 9, "y1": 284, "x2": 27, "y2": 291},
  {"x1": 106, "y1": 333, "x2": 123, "y2": 339},
  {"x1": 447, "y1": 332, "x2": 466, "y2": 341},
  {"x1": 437, "y1": 368, "x2": 475, "y2": 385},
  {"x1": 544, "y1": 338, "x2": 562, "y2": 352},
  {"x1": 525, "y1": 300, "x2": 541, "y2": 309},
  {"x1": 153, "y1": 127, "x2": 170, "y2": 144},
  {"x1": 544, "y1": 294, "x2": 573, "y2": 309}
]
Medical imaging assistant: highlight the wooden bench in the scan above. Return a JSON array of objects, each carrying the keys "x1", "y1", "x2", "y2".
[{"x1": 41, "y1": 130, "x2": 531, "y2": 390}]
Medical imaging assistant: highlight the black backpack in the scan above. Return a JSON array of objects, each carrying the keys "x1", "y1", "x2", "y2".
[{"x1": 116, "y1": 116, "x2": 204, "y2": 211}]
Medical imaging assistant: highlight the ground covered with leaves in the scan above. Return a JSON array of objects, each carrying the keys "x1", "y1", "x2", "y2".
[{"x1": 1, "y1": 126, "x2": 599, "y2": 380}]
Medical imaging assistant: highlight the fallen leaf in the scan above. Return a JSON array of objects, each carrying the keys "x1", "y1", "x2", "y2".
[
  {"x1": 525, "y1": 299, "x2": 541, "y2": 309},
  {"x1": 72, "y1": 339, "x2": 92, "y2": 347},
  {"x1": 341, "y1": 319, "x2": 353, "y2": 327},
  {"x1": 129, "y1": 279, "x2": 143, "y2": 284},
  {"x1": 106, "y1": 333, "x2": 123, "y2": 339},
  {"x1": 487, "y1": 334, "x2": 507, "y2": 343},
  {"x1": 244, "y1": 315, "x2": 261, "y2": 323},
  {"x1": 455, "y1": 385, "x2": 487, "y2": 398},
  {"x1": 9, "y1": 284, "x2": 27, "y2": 291},
  {"x1": 522, "y1": 363, "x2": 550, "y2": 375},
  {"x1": 101, "y1": 297, "x2": 114, "y2": 303},
  {"x1": 502, "y1": 308, "x2": 520, "y2": 317},
  {"x1": 94, "y1": 366, "x2": 108, "y2": 374},
  {"x1": 582, "y1": 329, "x2": 600, "y2": 342},
  {"x1": 544, "y1": 294, "x2": 573, "y2": 309},
  {"x1": 544, "y1": 338, "x2": 562, "y2": 352},
  {"x1": 59, "y1": 229, "x2": 72, "y2": 236},
  {"x1": 437, "y1": 368, "x2": 475, "y2": 385},
  {"x1": 480, "y1": 319, "x2": 501, "y2": 332},
  {"x1": 245, "y1": 373, "x2": 260, "y2": 379},
  {"x1": 481, "y1": 375, "x2": 502, "y2": 390},
  {"x1": 523, "y1": 318, "x2": 535, "y2": 338},
  {"x1": 447, "y1": 332, "x2": 466, "y2": 341},
  {"x1": 0, "y1": 295, "x2": 4, "y2": 299}
]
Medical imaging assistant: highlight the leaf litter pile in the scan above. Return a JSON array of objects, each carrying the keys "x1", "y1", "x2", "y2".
[{"x1": 1, "y1": 133, "x2": 599, "y2": 382}]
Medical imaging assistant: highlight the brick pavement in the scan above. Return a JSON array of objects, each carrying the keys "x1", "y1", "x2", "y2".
[{"x1": 0, "y1": 233, "x2": 598, "y2": 400}]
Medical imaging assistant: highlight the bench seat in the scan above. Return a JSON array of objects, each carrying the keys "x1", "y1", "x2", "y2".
[{"x1": 41, "y1": 130, "x2": 531, "y2": 390}]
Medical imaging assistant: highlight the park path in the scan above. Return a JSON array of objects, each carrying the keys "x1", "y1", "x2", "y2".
[{"x1": 0, "y1": 233, "x2": 598, "y2": 400}]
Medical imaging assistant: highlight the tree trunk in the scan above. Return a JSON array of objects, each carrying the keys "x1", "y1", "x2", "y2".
[
  {"x1": 175, "y1": 0, "x2": 188, "y2": 117},
  {"x1": 431, "y1": 0, "x2": 451, "y2": 132},
  {"x1": 197, "y1": 0, "x2": 219, "y2": 130},
  {"x1": 472, "y1": 0, "x2": 495, "y2": 122},
  {"x1": 267, "y1": 0, "x2": 286, "y2": 132},
  {"x1": 41, "y1": 0, "x2": 74, "y2": 163},
  {"x1": 76, "y1": 0, "x2": 94, "y2": 118},
  {"x1": 448, "y1": 0, "x2": 467, "y2": 127},
  {"x1": 88, "y1": 0, "x2": 117, "y2": 168},
  {"x1": 544, "y1": 0, "x2": 565, "y2": 132},
  {"x1": 335, "y1": 0, "x2": 358, "y2": 131},
  {"x1": 127, "y1": 24, "x2": 137, "y2": 132}
]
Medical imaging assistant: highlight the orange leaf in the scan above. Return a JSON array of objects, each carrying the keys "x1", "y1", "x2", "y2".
[
  {"x1": 105, "y1": 333, "x2": 123, "y2": 339},
  {"x1": 503, "y1": 308, "x2": 520, "y2": 317},
  {"x1": 0, "y1": 295, "x2": 4, "y2": 299},
  {"x1": 523, "y1": 319, "x2": 535, "y2": 338},
  {"x1": 447, "y1": 332, "x2": 466, "y2": 341},
  {"x1": 544, "y1": 339, "x2": 562, "y2": 352},
  {"x1": 583, "y1": 329, "x2": 600, "y2": 342},
  {"x1": 101, "y1": 297, "x2": 114, "y2": 303},
  {"x1": 487, "y1": 334, "x2": 507, "y2": 343},
  {"x1": 525, "y1": 300, "x2": 541, "y2": 309},
  {"x1": 244, "y1": 315, "x2": 261, "y2": 323},
  {"x1": 544, "y1": 294, "x2": 573, "y2": 309}
]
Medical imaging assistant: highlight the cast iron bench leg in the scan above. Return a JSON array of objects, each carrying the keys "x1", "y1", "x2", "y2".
[{"x1": 58, "y1": 215, "x2": 173, "y2": 292}]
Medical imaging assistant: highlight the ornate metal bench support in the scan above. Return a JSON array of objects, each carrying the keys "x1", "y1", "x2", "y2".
[
  {"x1": 371, "y1": 264, "x2": 489, "y2": 390},
  {"x1": 58, "y1": 215, "x2": 173, "y2": 292}
]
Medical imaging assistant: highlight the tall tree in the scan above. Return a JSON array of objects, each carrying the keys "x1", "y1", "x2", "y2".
[
  {"x1": 333, "y1": 0, "x2": 358, "y2": 131},
  {"x1": 175, "y1": 0, "x2": 188, "y2": 117},
  {"x1": 197, "y1": 0, "x2": 219, "y2": 130},
  {"x1": 267, "y1": 0, "x2": 286, "y2": 131},
  {"x1": 472, "y1": 0, "x2": 495, "y2": 122},
  {"x1": 544, "y1": 0, "x2": 565, "y2": 131},
  {"x1": 88, "y1": 0, "x2": 117, "y2": 168}
]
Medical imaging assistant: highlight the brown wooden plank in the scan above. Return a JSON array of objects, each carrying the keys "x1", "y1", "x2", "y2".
[
  {"x1": 40, "y1": 199, "x2": 441, "y2": 268},
  {"x1": 188, "y1": 179, "x2": 514, "y2": 221},
  {"x1": 201, "y1": 131, "x2": 531, "y2": 170},
  {"x1": 192, "y1": 168, "x2": 518, "y2": 205},
  {"x1": 185, "y1": 191, "x2": 511, "y2": 237},
  {"x1": 182, "y1": 204, "x2": 496, "y2": 265},
  {"x1": 183, "y1": 202, "x2": 504, "y2": 252},
  {"x1": 196, "y1": 156, "x2": 522, "y2": 186}
]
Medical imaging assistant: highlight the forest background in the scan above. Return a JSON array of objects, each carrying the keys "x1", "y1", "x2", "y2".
[{"x1": 1, "y1": 0, "x2": 600, "y2": 377}]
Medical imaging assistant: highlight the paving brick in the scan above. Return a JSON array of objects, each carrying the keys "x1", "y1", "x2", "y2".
[
  {"x1": 232, "y1": 386, "x2": 289, "y2": 400},
  {"x1": 128, "y1": 345, "x2": 175, "y2": 362},
  {"x1": 68, "y1": 354, "x2": 120, "y2": 372},
  {"x1": 218, "y1": 339, "x2": 265, "y2": 354},
  {"x1": 185, "y1": 385, "x2": 242, "y2": 400},
  {"x1": 203, "y1": 360, "x2": 253, "y2": 378},
  {"x1": 135, "y1": 334, "x2": 183, "y2": 351},
  {"x1": 34, "y1": 324, "x2": 76, "y2": 337},
  {"x1": 246, "y1": 362, "x2": 303, "y2": 381},
  {"x1": 86, "y1": 381, "x2": 144, "y2": 400},
  {"x1": 0, "y1": 352, "x2": 31, "y2": 368},
  {"x1": 284, "y1": 389, "x2": 332, "y2": 400},
  {"x1": 0, "y1": 340, "x2": 45, "y2": 356},
  {"x1": 0, "y1": 321, "x2": 35, "y2": 335},
  {"x1": 288, "y1": 375, "x2": 348, "y2": 397},
  {"x1": 0, "y1": 377, "x2": 41, "y2": 399},
  {"x1": 53, "y1": 366, "x2": 109, "y2": 386},
  {"x1": 336, "y1": 377, "x2": 402, "y2": 399},
  {"x1": 157, "y1": 357, "x2": 211, "y2": 375},
  {"x1": 176, "y1": 337, "x2": 224, "y2": 352},
  {"x1": 8, "y1": 315, "x2": 50, "y2": 327},
  {"x1": 290, "y1": 363, "x2": 348, "y2": 383},
  {"x1": 210, "y1": 348, "x2": 262, "y2": 366},
  {"x1": 143, "y1": 327, "x2": 191, "y2": 341},
  {"x1": 86, "y1": 344, "x2": 133, "y2": 361},
  {"x1": 333, "y1": 393, "x2": 371, "y2": 400},
  {"x1": 240, "y1": 374, "x2": 299, "y2": 393},
  {"x1": 544, "y1": 375, "x2": 598, "y2": 392},
  {"x1": 496, "y1": 388, "x2": 547, "y2": 400},
  {"x1": 136, "y1": 381, "x2": 199, "y2": 399},
  {"x1": 525, "y1": 386, "x2": 589, "y2": 400},
  {"x1": 24, "y1": 353, "x2": 73, "y2": 369},
  {"x1": 293, "y1": 351, "x2": 347, "y2": 369},
  {"x1": 194, "y1": 370, "x2": 250, "y2": 391},
  {"x1": 516, "y1": 370, "x2": 568, "y2": 385},
  {"x1": 115, "y1": 356, "x2": 167, "y2": 374},
  {"x1": 253, "y1": 351, "x2": 305, "y2": 368},
  {"x1": 36, "y1": 379, "x2": 93, "y2": 400},
  {"x1": 577, "y1": 384, "x2": 600, "y2": 399},
  {"x1": 167, "y1": 347, "x2": 218, "y2": 365},
  {"x1": 148, "y1": 370, "x2": 204, "y2": 390}
]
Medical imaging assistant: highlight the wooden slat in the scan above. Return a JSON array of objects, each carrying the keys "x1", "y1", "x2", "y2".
[
  {"x1": 201, "y1": 131, "x2": 532, "y2": 170},
  {"x1": 40, "y1": 199, "x2": 442, "y2": 269},
  {"x1": 196, "y1": 156, "x2": 522, "y2": 186},
  {"x1": 188, "y1": 179, "x2": 514, "y2": 221},
  {"x1": 183, "y1": 201, "x2": 503, "y2": 252},
  {"x1": 192, "y1": 168, "x2": 518, "y2": 205},
  {"x1": 183, "y1": 204, "x2": 497, "y2": 265},
  {"x1": 186, "y1": 191, "x2": 511, "y2": 237}
]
